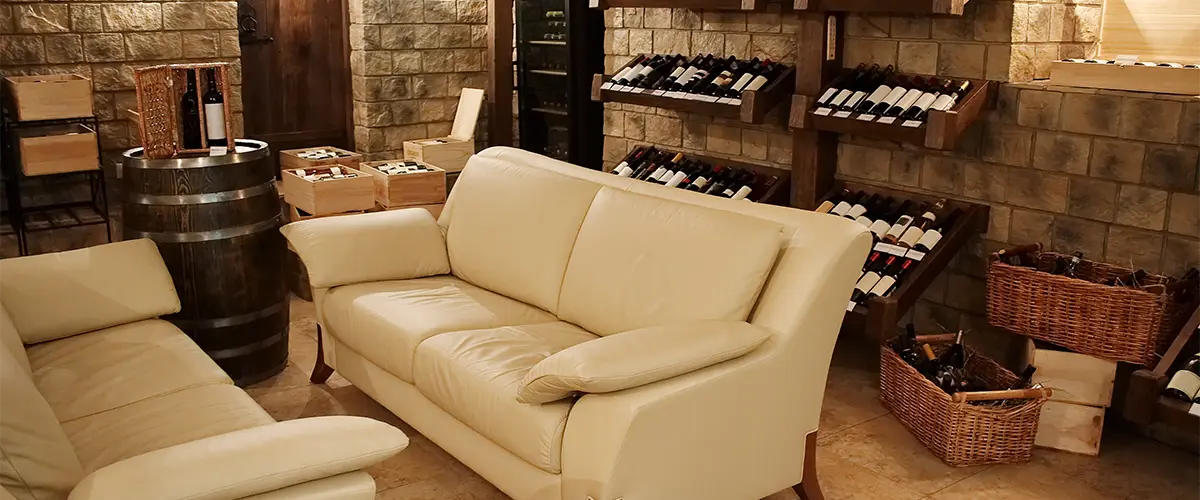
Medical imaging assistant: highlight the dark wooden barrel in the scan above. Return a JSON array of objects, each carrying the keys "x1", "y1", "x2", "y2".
[{"x1": 122, "y1": 139, "x2": 288, "y2": 386}]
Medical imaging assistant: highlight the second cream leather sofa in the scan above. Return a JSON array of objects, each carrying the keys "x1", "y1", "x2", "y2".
[{"x1": 283, "y1": 147, "x2": 872, "y2": 500}]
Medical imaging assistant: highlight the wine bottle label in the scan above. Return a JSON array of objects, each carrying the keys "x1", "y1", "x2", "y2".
[
  {"x1": 891, "y1": 89, "x2": 924, "y2": 112},
  {"x1": 620, "y1": 64, "x2": 644, "y2": 81},
  {"x1": 855, "y1": 272, "x2": 882, "y2": 294},
  {"x1": 845, "y1": 203, "x2": 869, "y2": 219},
  {"x1": 615, "y1": 165, "x2": 634, "y2": 177},
  {"x1": 690, "y1": 177, "x2": 709, "y2": 191},
  {"x1": 931, "y1": 93, "x2": 956, "y2": 111},
  {"x1": 868, "y1": 276, "x2": 896, "y2": 296},
  {"x1": 814, "y1": 200, "x2": 835, "y2": 213},
  {"x1": 637, "y1": 65, "x2": 656, "y2": 78},
  {"x1": 722, "y1": 188, "x2": 736, "y2": 197},
  {"x1": 854, "y1": 215, "x2": 873, "y2": 228},
  {"x1": 204, "y1": 103, "x2": 226, "y2": 139},
  {"x1": 914, "y1": 229, "x2": 944, "y2": 251},
  {"x1": 910, "y1": 92, "x2": 939, "y2": 113},
  {"x1": 828, "y1": 89, "x2": 854, "y2": 107},
  {"x1": 863, "y1": 85, "x2": 892, "y2": 105},
  {"x1": 664, "y1": 171, "x2": 687, "y2": 187},
  {"x1": 677, "y1": 66, "x2": 699, "y2": 83},
  {"x1": 898, "y1": 226, "x2": 924, "y2": 247},
  {"x1": 669, "y1": 66, "x2": 687, "y2": 79},
  {"x1": 879, "y1": 86, "x2": 908, "y2": 107},
  {"x1": 843, "y1": 90, "x2": 868, "y2": 109},
  {"x1": 829, "y1": 201, "x2": 854, "y2": 216},
  {"x1": 613, "y1": 160, "x2": 629, "y2": 173},
  {"x1": 905, "y1": 249, "x2": 926, "y2": 262},
  {"x1": 846, "y1": 301, "x2": 858, "y2": 312},
  {"x1": 731, "y1": 73, "x2": 756, "y2": 91},
  {"x1": 1166, "y1": 371, "x2": 1200, "y2": 399},
  {"x1": 817, "y1": 87, "x2": 839, "y2": 104},
  {"x1": 659, "y1": 169, "x2": 675, "y2": 182},
  {"x1": 868, "y1": 219, "x2": 892, "y2": 237},
  {"x1": 744, "y1": 74, "x2": 770, "y2": 92},
  {"x1": 648, "y1": 167, "x2": 668, "y2": 181},
  {"x1": 730, "y1": 185, "x2": 753, "y2": 200},
  {"x1": 873, "y1": 242, "x2": 906, "y2": 256},
  {"x1": 690, "y1": 70, "x2": 709, "y2": 82}
]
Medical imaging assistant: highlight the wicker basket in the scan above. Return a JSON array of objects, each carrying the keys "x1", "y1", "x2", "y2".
[
  {"x1": 133, "y1": 63, "x2": 237, "y2": 159},
  {"x1": 986, "y1": 251, "x2": 1177, "y2": 365},
  {"x1": 879, "y1": 342, "x2": 1050, "y2": 467}
]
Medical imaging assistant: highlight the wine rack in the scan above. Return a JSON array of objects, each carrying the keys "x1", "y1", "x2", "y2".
[
  {"x1": 592, "y1": 54, "x2": 796, "y2": 125},
  {"x1": 794, "y1": 0, "x2": 971, "y2": 15},
  {"x1": 1124, "y1": 306, "x2": 1200, "y2": 433},
  {"x1": 827, "y1": 181, "x2": 990, "y2": 341},
  {"x1": 616, "y1": 144, "x2": 791, "y2": 206},
  {"x1": 790, "y1": 75, "x2": 994, "y2": 151},
  {"x1": 590, "y1": 0, "x2": 766, "y2": 10}
]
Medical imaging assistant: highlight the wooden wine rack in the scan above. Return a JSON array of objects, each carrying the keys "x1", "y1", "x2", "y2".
[
  {"x1": 614, "y1": 145, "x2": 791, "y2": 207},
  {"x1": 794, "y1": 0, "x2": 971, "y2": 15}
]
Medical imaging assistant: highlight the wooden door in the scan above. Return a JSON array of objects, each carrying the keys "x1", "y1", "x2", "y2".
[{"x1": 238, "y1": 0, "x2": 352, "y2": 162}]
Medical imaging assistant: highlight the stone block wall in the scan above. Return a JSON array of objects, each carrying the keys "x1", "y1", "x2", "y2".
[
  {"x1": 347, "y1": 0, "x2": 489, "y2": 161},
  {"x1": 0, "y1": 0, "x2": 241, "y2": 255},
  {"x1": 599, "y1": 3, "x2": 797, "y2": 172}
]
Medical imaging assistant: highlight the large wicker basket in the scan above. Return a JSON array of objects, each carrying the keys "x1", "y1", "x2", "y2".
[
  {"x1": 879, "y1": 343, "x2": 1049, "y2": 467},
  {"x1": 986, "y1": 250, "x2": 1181, "y2": 365}
]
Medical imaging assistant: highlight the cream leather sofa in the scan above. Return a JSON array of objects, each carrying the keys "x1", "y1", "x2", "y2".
[
  {"x1": 284, "y1": 147, "x2": 872, "y2": 500},
  {"x1": 0, "y1": 239, "x2": 409, "y2": 500}
]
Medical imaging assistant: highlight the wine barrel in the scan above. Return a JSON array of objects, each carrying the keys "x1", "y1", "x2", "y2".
[{"x1": 122, "y1": 139, "x2": 288, "y2": 386}]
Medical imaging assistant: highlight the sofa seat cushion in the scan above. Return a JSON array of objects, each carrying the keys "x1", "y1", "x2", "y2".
[
  {"x1": 26, "y1": 319, "x2": 232, "y2": 423},
  {"x1": 323, "y1": 276, "x2": 557, "y2": 382},
  {"x1": 62, "y1": 384, "x2": 273, "y2": 472},
  {"x1": 412, "y1": 322, "x2": 597, "y2": 473}
]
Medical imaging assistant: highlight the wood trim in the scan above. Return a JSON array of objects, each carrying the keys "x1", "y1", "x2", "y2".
[
  {"x1": 340, "y1": 0, "x2": 354, "y2": 150},
  {"x1": 791, "y1": 431, "x2": 825, "y2": 500},
  {"x1": 796, "y1": 0, "x2": 970, "y2": 15},
  {"x1": 618, "y1": 143, "x2": 792, "y2": 206},
  {"x1": 487, "y1": 0, "x2": 514, "y2": 146},
  {"x1": 790, "y1": 12, "x2": 841, "y2": 209}
]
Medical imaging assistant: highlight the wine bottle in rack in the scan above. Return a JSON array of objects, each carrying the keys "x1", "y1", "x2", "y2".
[
  {"x1": 702, "y1": 58, "x2": 752, "y2": 97},
  {"x1": 739, "y1": 61, "x2": 782, "y2": 95},
  {"x1": 633, "y1": 152, "x2": 665, "y2": 180},
  {"x1": 666, "y1": 161, "x2": 700, "y2": 188},
  {"x1": 816, "y1": 64, "x2": 864, "y2": 107},
  {"x1": 1164, "y1": 354, "x2": 1200, "y2": 402},
  {"x1": 825, "y1": 64, "x2": 879, "y2": 111},
  {"x1": 912, "y1": 208, "x2": 962, "y2": 253},
  {"x1": 723, "y1": 59, "x2": 766, "y2": 100},
  {"x1": 725, "y1": 171, "x2": 757, "y2": 199},
  {"x1": 1010, "y1": 365, "x2": 1036, "y2": 389},
  {"x1": 854, "y1": 196, "x2": 895, "y2": 228},
  {"x1": 930, "y1": 80, "x2": 971, "y2": 112},
  {"x1": 647, "y1": 152, "x2": 685, "y2": 182},
  {"x1": 863, "y1": 75, "x2": 910, "y2": 116},
  {"x1": 849, "y1": 271, "x2": 883, "y2": 305},
  {"x1": 680, "y1": 164, "x2": 711, "y2": 191},
  {"x1": 853, "y1": 73, "x2": 902, "y2": 115},
  {"x1": 899, "y1": 79, "x2": 948, "y2": 121},
  {"x1": 843, "y1": 193, "x2": 881, "y2": 220},
  {"x1": 818, "y1": 64, "x2": 871, "y2": 111},
  {"x1": 839, "y1": 65, "x2": 893, "y2": 113},
  {"x1": 829, "y1": 191, "x2": 866, "y2": 217},
  {"x1": 688, "y1": 165, "x2": 721, "y2": 192},
  {"x1": 881, "y1": 77, "x2": 932, "y2": 120},
  {"x1": 867, "y1": 200, "x2": 912, "y2": 240},
  {"x1": 628, "y1": 54, "x2": 680, "y2": 89},
  {"x1": 658, "y1": 54, "x2": 704, "y2": 93},
  {"x1": 753, "y1": 176, "x2": 779, "y2": 203},
  {"x1": 604, "y1": 55, "x2": 647, "y2": 90},
  {"x1": 881, "y1": 201, "x2": 925, "y2": 244},
  {"x1": 681, "y1": 56, "x2": 728, "y2": 96},
  {"x1": 815, "y1": 189, "x2": 849, "y2": 214},
  {"x1": 703, "y1": 166, "x2": 736, "y2": 195},
  {"x1": 611, "y1": 146, "x2": 649, "y2": 177},
  {"x1": 669, "y1": 55, "x2": 711, "y2": 93},
  {"x1": 896, "y1": 199, "x2": 947, "y2": 248},
  {"x1": 613, "y1": 55, "x2": 658, "y2": 87}
]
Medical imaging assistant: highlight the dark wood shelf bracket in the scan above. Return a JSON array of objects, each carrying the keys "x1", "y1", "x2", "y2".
[{"x1": 1124, "y1": 305, "x2": 1199, "y2": 432}]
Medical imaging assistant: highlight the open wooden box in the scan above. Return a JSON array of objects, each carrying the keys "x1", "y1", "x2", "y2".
[
  {"x1": 3, "y1": 74, "x2": 94, "y2": 122},
  {"x1": 359, "y1": 161, "x2": 447, "y2": 208},
  {"x1": 1048, "y1": 61, "x2": 1200, "y2": 95},
  {"x1": 403, "y1": 88, "x2": 484, "y2": 173},
  {"x1": 280, "y1": 146, "x2": 363, "y2": 170},
  {"x1": 132, "y1": 63, "x2": 237, "y2": 159},
  {"x1": 282, "y1": 167, "x2": 375, "y2": 216},
  {"x1": 15, "y1": 123, "x2": 100, "y2": 176}
]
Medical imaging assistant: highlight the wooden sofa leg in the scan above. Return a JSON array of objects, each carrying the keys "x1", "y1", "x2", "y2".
[
  {"x1": 310, "y1": 324, "x2": 334, "y2": 384},
  {"x1": 791, "y1": 432, "x2": 824, "y2": 500}
]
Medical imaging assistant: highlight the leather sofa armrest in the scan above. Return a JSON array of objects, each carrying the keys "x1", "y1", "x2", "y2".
[
  {"x1": 281, "y1": 208, "x2": 450, "y2": 289},
  {"x1": 0, "y1": 239, "x2": 181, "y2": 344},
  {"x1": 67, "y1": 416, "x2": 408, "y2": 500},
  {"x1": 518, "y1": 321, "x2": 771, "y2": 404}
]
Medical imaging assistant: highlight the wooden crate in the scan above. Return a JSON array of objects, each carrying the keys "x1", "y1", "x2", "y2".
[
  {"x1": 15, "y1": 123, "x2": 99, "y2": 176},
  {"x1": 280, "y1": 147, "x2": 363, "y2": 170},
  {"x1": 1021, "y1": 338, "x2": 1118, "y2": 407},
  {"x1": 281, "y1": 167, "x2": 374, "y2": 216},
  {"x1": 3, "y1": 74, "x2": 93, "y2": 121},
  {"x1": 403, "y1": 88, "x2": 483, "y2": 172},
  {"x1": 133, "y1": 63, "x2": 236, "y2": 159},
  {"x1": 1048, "y1": 61, "x2": 1200, "y2": 96},
  {"x1": 1035, "y1": 401, "x2": 1106, "y2": 456},
  {"x1": 359, "y1": 161, "x2": 447, "y2": 208}
]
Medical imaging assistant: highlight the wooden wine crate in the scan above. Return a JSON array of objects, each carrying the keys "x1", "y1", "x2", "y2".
[
  {"x1": 16, "y1": 123, "x2": 99, "y2": 176},
  {"x1": 1035, "y1": 401, "x2": 1106, "y2": 456},
  {"x1": 1020, "y1": 338, "x2": 1117, "y2": 407},
  {"x1": 280, "y1": 147, "x2": 363, "y2": 170},
  {"x1": 133, "y1": 63, "x2": 236, "y2": 159},
  {"x1": 359, "y1": 161, "x2": 447, "y2": 208},
  {"x1": 1047, "y1": 61, "x2": 1200, "y2": 96},
  {"x1": 3, "y1": 74, "x2": 94, "y2": 122},
  {"x1": 403, "y1": 88, "x2": 483, "y2": 173},
  {"x1": 281, "y1": 167, "x2": 375, "y2": 216}
]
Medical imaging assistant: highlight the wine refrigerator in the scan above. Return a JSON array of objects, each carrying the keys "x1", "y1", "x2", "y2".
[{"x1": 515, "y1": 0, "x2": 603, "y2": 169}]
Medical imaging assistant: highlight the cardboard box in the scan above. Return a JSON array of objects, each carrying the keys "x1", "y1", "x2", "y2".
[
  {"x1": 16, "y1": 123, "x2": 99, "y2": 176},
  {"x1": 359, "y1": 161, "x2": 447, "y2": 208},
  {"x1": 282, "y1": 167, "x2": 374, "y2": 216},
  {"x1": 1021, "y1": 338, "x2": 1117, "y2": 407},
  {"x1": 4, "y1": 74, "x2": 93, "y2": 121},
  {"x1": 280, "y1": 146, "x2": 363, "y2": 170},
  {"x1": 403, "y1": 88, "x2": 483, "y2": 173}
]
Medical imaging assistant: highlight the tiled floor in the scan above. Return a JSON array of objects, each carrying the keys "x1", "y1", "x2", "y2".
[{"x1": 247, "y1": 297, "x2": 1200, "y2": 500}]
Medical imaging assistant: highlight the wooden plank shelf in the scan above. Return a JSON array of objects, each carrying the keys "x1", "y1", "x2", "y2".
[
  {"x1": 825, "y1": 181, "x2": 990, "y2": 341},
  {"x1": 794, "y1": 0, "x2": 970, "y2": 15},
  {"x1": 592, "y1": 56, "x2": 796, "y2": 125},
  {"x1": 790, "y1": 76, "x2": 994, "y2": 150},
  {"x1": 616, "y1": 144, "x2": 792, "y2": 206},
  {"x1": 591, "y1": 0, "x2": 767, "y2": 10}
]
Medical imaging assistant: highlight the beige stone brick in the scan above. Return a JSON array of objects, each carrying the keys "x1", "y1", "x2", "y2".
[
  {"x1": 1162, "y1": 236, "x2": 1200, "y2": 275},
  {"x1": 424, "y1": 1, "x2": 456, "y2": 23},
  {"x1": 1033, "y1": 44, "x2": 1057, "y2": 80},
  {"x1": 386, "y1": 125, "x2": 429, "y2": 150},
  {"x1": 603, "y1": 136, "x2": 629, "y2": 162},
  {"x1": 376, "y1": 26, "x2": 411, "y2": 50},
  {"x1": 1010, "y1": 2, "x2": 1028, "y2": 42},
  {"x1": 920, "y1": 155, "x2": 964, "y2": 193},
  {"x1": 937, "y1": 43, "x2": 986, "y2": 79},
  {"x1": 932, "y1": 16, "x2": 973, "y2": 41},
  {"x1": 1067, "y1": 177, "x2": 1117, "y2": 221},
  {"x1": 83, "y1": 33, "x2": 124, "y2": 63},
  {"x1": 962, "y1": 162, "x2": 1006, "y2": 201},
  {"x1": 1060, "y1": 93, "x2": 1121, "y2": 137},
  {"x1": 973, "y1": 2, "x2": 1012, "y2": 42},
  {"x1": 645, "y1": 114, "x2": 682, "y2": 147},
  {"x1": 702, "y1": 11, "x2": 745, "y2": 31},
  {"x1": 219, "y1": 30, "x2": 239, "y2": 57},
  {"x1": 846, "y1": 14, "x2": 889, "y2": 38},
  {"x1": 670, "y1": 9, "x2": 701, "y2": 30},
  {"x1": 844, "y1": 39, "x2": 897, "y2": 68},
  {"x1": 724, "y1": 33, "x2": 749, "y2": 58},
  {"x1": 603, "y1": 110, "x2": 625, "y2": 137},
  {"x1": 945, "y1": 273, "x2": 987, "y2": 313},
  {"x1": 629, "y1": 29, "x2": 652, "y2": 54},
  {"x1": 747, "y1": 5, "x2": 782, "y2": 33},
  {"x1": 682, "y1": 119, "x2": 706, "y2": 150},
  {"x1": 642, "y1": 8, "x2": 670, "y2": 28},
  {"x1": 624, "y1": 8, "x2": 643, "y2": 28},
  {"x1": 92, "y1": 63, "x2": 136, "y2": 91},
  {"x1": 1016, "y1": 89, "x2": 1061, "y2": 129},
  {"x1": 750, "y1": 34, "x2": 795, "y2": 64},
  {"x1": 691, "y1": 32, "x2": 723, "y2": 56},
  {"x1": 1049, "y1": 4, "x2": 1072, "y2": 43},
  {"x1": 742, "y1": 129, "x2": 768, "y2": 160},
  {"x1": 1051, "y1": 216, "x2": 1106, "y2": 258},
  {"x1": 454, "y1": 48, "x2": 483, "y2": 72},
  {"x1": 182, "y1": 31, "x2": 219, "y2": 59},
  {"x1": 127, "y1": 32, "x2": 182, "y2": 60},
  {"x1": 1180, "y1": 102, "x2": 1200, "y2": 147},
  {"x1": 410, "y1": 26, "x2": 439, "y2": 49},
  {"x1": 604, "y1": 8, "x2": 624, "y2": 28},
  {"x1": 706, "y1": 124, "x2": 741, "y2": 155},
  {"x1": 91, "y1": 92, "x2": 114, "y2": 122},
  {"x1": 985, "y1": 44, "x2": 1011, "y2": 81},
  {"x1": 1024, "y1": 4, "x2": 1050, "y2": 42},
  {"x1": 993, "y1": 84, "x2": 1019, "y2": 124},
  {"x1": 767, "y1": 132, "x2": 791, "y2": 164},
  {"x1": 987, "y1": 205, "x2": 1011, "y2": 242},
  {"x1": 420, "y1": 49, "x2": 455, "y2": 73},
  {"x1": 1058, "y1": 43, "x2": 1096, "y2": 60},
  {"x1": 0, "y1": 6, "x2": 12, "y2": 34},
  {"x1": 420, "y1": 99, "x2": 454, "y2": 123},
  {"x1": 390, "y1": 101, "x2": 420, "y2": 124},
  {"x1": 438, "y1": 25, "x2": 471, "y2": 48},
  {"x1": 204, "y1": 3, "x2": 237, "y2": 30},
  {"x1": 1106, "y1": 226, "x2": 1163, "y2": 271},
  {"x1": 980, "y1": 124, "x2": 1032, "y2": 167},
  {"x1": 1114, "y1": 185, "x2": 1169, "y2": 230},
  {"x1": 897, "y1": 41, "x2": 937, "y2": 75},
  {"x1": 1089, "y1": 138, "x2": 1144, "y2": 183},
  {"x1": 1010, "y1": 209, "x2": 1054, "y2": 246},
  {"x1": 838, "y1": 143, "x2": 890, "y2": 181},
  {"x1": 653, "y1": 30, "x2": 689, "y2": 55},
  {"x1": 890, "y1": 151, "x2": 922, "y2": 187},
  {"x1": 471, "y1": 25, "x2": 487, "y2": 47},
  {"x1": 410, "y1": 75, "x2": 445, "y2": 98},
  {"x1": 1031, "y1": 131, "x2": 1089, "y2": 175},
  {"x1": 392, "y1": 51, "x2": 421, "y2": 74},
  {"x1": 1008, "y1": 168, "x2": 1068, "y2": 212},
  {"x1": 389, "y1": 0, "x2": 421, "y2": 23},
  {"x1": 69, "y1": 4, "x2": 103, "y2": 33},
  {"x1": 16, "y1": 4, "x2": 69, "y2": 33},
  {"x1": 605, "y1": 29, "x2": 629, "y2": 55},
  {"x1": 163, "y1": 3, "x2": 204, "y2": 30},
  {"x1": 1008, "y1": 44, "x2": 1034, "y2": 83},
  {"x1": 1144, "y1": 145, "x2": 1199, "y2": 192},
  {"x1": 457, "y1": 0, "x2": 486, "y2": 23},
  {"x1": 622, "y1": 112, "x2": 644, "y2": 141},
  {"x1": 1072, "y1": 5, "x2": 1101, "y2": 42},
  {"x1": 890, "y1": 15, "x2": 930, "y2": 39},
  {"x1": 1169, "y1": 193, "x2": 1200, "y2": 236},
  {"x1": 43, "y1": 34, "x2": 83, "y2": 64},
  {"x1": 1119, "y1": 97, "x2": 1182, "y2": 144},
  {"x1": 356, "y1": 50, "x2": 387, "y2": 75},
  {"x1": 363, "y1": 102, "x2": 394, "y2": 127}
]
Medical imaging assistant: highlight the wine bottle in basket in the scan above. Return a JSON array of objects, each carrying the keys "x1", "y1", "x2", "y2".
[
  {"x1": 1052, "y1": 251, "x2": 1084, "y2": 277},
  {"x1": 892, "y1": 323, "x2": 923, "y2": 366},
  {"x1": 996, "y1": 243, "x2": 1041, "y2": 267},
  {"x1": 1010, "y1": 365, "x2": 1036, "y2": 390},
  {"x1": 933, "y1": 331, "x2": 968, "y2": 393}
]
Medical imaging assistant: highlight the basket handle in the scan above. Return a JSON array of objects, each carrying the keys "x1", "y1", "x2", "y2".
[
  {"x1": 951, "y1": 387, "x2": 1052, "y2": 403},
  {"x1": 991, "y1": 242, "x2": 1043, "y2": 262},
  {"x1": 915, "y1": 333, "x2": 957, "y2": 344}
]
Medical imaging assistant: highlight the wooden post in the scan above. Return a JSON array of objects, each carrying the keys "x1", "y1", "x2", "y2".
[
  {"x1": 791, "y1": 12, "x2": 842, "y2": 209},
  {"x1": 487, "y1": 0, "x2": 514, "y2": 146}
]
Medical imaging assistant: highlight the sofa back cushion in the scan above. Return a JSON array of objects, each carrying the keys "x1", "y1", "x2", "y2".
[
  {"x1": 557, "y1": 188, "x2": 783, "y2": 336},
  {"x1": 441, "y1": 155, "x2": 602, "y2": 314},
  {"x1": 0, "y1": 344, "x2": 84, "y2": 500},
  {"x1": 0, "y1": 307, "x2": 30, "y2": 378}
]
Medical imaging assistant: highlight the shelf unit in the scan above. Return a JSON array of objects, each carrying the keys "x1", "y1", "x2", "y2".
[
  {"x1": 1124, "y1": 305, "x2": 1200, "y2": 434},
  {"x1": 590, "y1": 0, "x2": 767, "y2": 10},
  {"x1": 790, "y1": 77, "x2": 994, "y2": 150},
  {"x1": 616, "y1": 144, "x2": 792, "y2": 206},
  {"x1": 794, "y1": 0, "x2": 971, "y2": 15},
  {"x1": 828, "y1": 181, "x2": 990, "y2": 340},
  {"x1": 591, "y1": 55, "x2": 796, "y2": 125}
]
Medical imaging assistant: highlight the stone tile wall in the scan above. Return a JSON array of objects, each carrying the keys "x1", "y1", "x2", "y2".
[
  {"x1": 0, "y1": 0, "x2": 241, "y2": 255},
  {"x1": 599, "y1": 3, "x2": 797, "y2": 172},
  {"x1": 347, "y1": 0, "x2": 488, "y2": 161}
]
